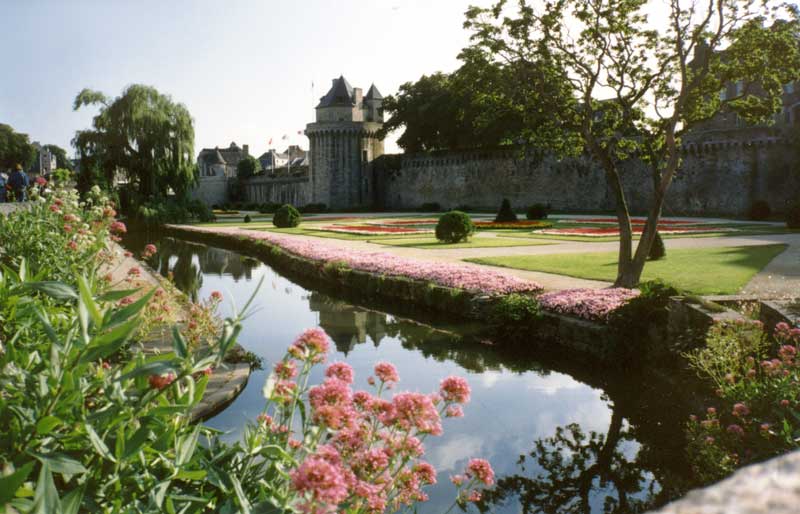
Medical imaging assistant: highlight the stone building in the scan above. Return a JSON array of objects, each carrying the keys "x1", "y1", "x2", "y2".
[
  {"x1": 192, "y1": 142, "x2": 249, "y2": 206},
  {"x1": 305, "y1": 76, "x2": 385, "y2": 208}
]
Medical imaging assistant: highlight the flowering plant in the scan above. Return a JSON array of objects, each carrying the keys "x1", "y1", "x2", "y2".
[
  {"x1": 251, "y1": 329, "x2": 494, "y2": 512},
  {"x1": 686, "y1": 321, "x2": 800, "y2": 483},
  {"x1": 538, "y1": 287, "x2": 640, "y2": 321}
]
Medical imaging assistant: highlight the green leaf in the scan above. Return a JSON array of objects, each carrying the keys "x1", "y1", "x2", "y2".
[
  {"x1": 175, "y1": 426, "x2": 201, "y2": 467},
  {"x1": 172, "y1": 326, "x2": 188, "y2": 359},
  {"x1": 85, "y1": 424, "x2": 116, "y2": 463},
  {"x1": 61, "y1": 484, "x2": 85, "y2": 514},
  {"x1": 97, "y1": 288, "x2": 141, "y2": 302},
  {"x1": 0, "y1": 461, "x2": 35, "y2": 505},
  {"x1": 252, "y1": 501, "x2": 289, "y2": 514},
  {"x1": 31, "y1": 462, "x2": 61, "y2": 514},
  {"x1": 23, "y1": 281, "x2": 77, "y2": 301},
  {"x1": 29, "y1": 452, "x2": 87, "y2": 477},
  {"x1": 107, "y1": 288, "x2": 155, "y2": 328},
  {"x1": 123, "y1": 425, "x2": 152, "y2": 460},
  {"x1": 229, "y1": 474, "x2": 251, "y2": 514},
  {"x1": 77, "y1": 275, "x2": 103, "y2": 326},
  {"x1": 35, "y1": 415, "x2": 61, "y2": 436},
  {"x1": 78, "y1": 317, "x2": 140, "y2": 365},
  {"x1": 175, "y1": 469, "x2": 207, "y2": 481}
]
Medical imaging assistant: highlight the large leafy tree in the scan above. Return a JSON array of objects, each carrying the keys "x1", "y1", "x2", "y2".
[
  {"x1": 0, "y1": 123, "x2": 35, "y2": 170},
  {"x1": 380, "y1": 55, "x2": 574, "y2": 152},
  {"x1": 465, "y1": 0, "x2": 800, "y2": 287},
  {"x1": 72, "y1": 85, "x2": 196, "y2": 203},
  {"x1": 236, "y1": 155, "x2": 262, "y2": 179}
]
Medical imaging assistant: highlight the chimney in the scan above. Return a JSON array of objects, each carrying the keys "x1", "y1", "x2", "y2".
[
  {"x1": 353, "y1": 88, "x2": 363, "y2": 107},
  {"x1": 243, "y1": 144, "x2": 249, "y2": 156}
]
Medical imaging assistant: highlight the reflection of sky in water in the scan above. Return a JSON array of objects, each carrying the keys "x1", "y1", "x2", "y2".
[{"x1": 125, "y1": 237, "x2": 689, "y2": 514}]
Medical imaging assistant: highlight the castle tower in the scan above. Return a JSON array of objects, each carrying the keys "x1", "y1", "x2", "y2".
[{"x1": 305, "y1": 76, "x2": 384, "y2": 208}]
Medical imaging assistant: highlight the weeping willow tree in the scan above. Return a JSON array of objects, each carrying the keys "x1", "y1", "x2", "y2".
[{"x1": 72, "y1": 85, "x2": 196, "y2": 204}]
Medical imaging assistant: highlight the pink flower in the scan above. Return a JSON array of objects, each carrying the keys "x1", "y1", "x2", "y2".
[
  {"x1": 128, "y1": 266, "x2": 141, "y2": 277},
  {"x1": 210, "y1": 290, "x2": 223, "y2": 301},
  {"x1": 272, "y1": 380, "x2": 297, "y2": 404},
  {"x1": 467, "y1": 490, "x2": 482, "y2": 503},
  {"x1": 256, "y1": 413, "x2": 273, "y2": 427},
  {"x1": 450, "y1": 474, "x2": 466, "y2": 486},
  {"x1": 49, "y1": 204, "x2": 61, "y2": 213},
  {"x1": 706, "y1": 407, "x2": 717, "y2": 416},
  {"x1": 413, "y1": 462, "x2": 437, "y2": 485},
  {"x1": 440, "y1": 376, "x2": 471, "y2": 404},
  {"x1": 288, "y1": 328, "x2": 331, "y2": 363},
  {"x1": 726, "y1": 424, "x2": 744, "y2": 437},
  {"x1": 35, "y1": 176, "x2": 47, "y2": 186},
  {"x1": 374, "y1": 362, "x2": 399, "y2": 383},
  {"x1": 538, "y1": 287, "x2": 639, "y2": 321},
  {"x1": 110, "y1": 221, "x2": 127, "y2": 234},
  {"x1": 445, "y1": 405, "x2": 464, "y2": 418},
  {"x1": 62, "y1": 213, "x2": 78, "y2": 222},
  {"x1": 148, "y1": 373, "x2": 175, "y2": 390},
  {"x1": 387, "y1": 392, "x2": 442, "y2": 435},
  {"x1": 705, "y1": 436, "x2": 715, "y2": 445},
  {"x1": 781, "y1": 399, "x2": 791, "y2": 407},
  {"x1": 118, "y1": 296, "x2": 134, "y2": 306},
  {"x1": 466, "y1": 458, "x2": 495, "y2": 486},
  {"x1": 275, "y1": 360, "x2": 298, "y2": 380},
  {"x1": 732, "y1": 403, "x2": 750, "y2": 417},
  {"x1": 290, "y1": 456, "x2": 349, "y2": 505},
  {"x1": 103, "y1": 206, "x2": 117, "y2": 218},
  {"x1": 309, "y1": 378, "x2": 355, "y2": 429},
  {"x1": 66, "y1": 240, "x2": 78, "y2": 251},
  {"x1": 325, "y1": 362, "x2": 354, "y2": 384},
  {"x1": 63, "y1": 224, "x2": 73, "y2": 233}
]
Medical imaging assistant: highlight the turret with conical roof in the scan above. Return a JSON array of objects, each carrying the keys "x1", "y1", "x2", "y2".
[{"x1": 306, "y1": 75, "x2": 385, "y2": 208}]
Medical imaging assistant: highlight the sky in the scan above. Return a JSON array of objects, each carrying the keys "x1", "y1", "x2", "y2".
[{"x1": 0, "y1": 0, "x2": 492, "y2": 158}]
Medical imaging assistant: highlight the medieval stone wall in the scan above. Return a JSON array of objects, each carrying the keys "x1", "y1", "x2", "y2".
[
  {"x1": 243, "y1": 175, "x2": 311, "y2": 206},
  {"x1": 190, "y1": 175, "x2": 228, "y2": 207},
  {"x1": 374, "y1": 135, "x2": 798, "y2": 216}
]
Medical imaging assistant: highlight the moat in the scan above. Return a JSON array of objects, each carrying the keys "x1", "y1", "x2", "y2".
[{"x1": 123, "y1": 233, "x2": 701, "y2": 513}]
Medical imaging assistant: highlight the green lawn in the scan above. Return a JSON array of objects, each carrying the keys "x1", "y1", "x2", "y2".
[
  {"x1": 496, "y1": 225, "x2": 795, "y2": 243},
  {"x1": 375, "y1": 236, "x2": 553, "y2": 249},
  {"x1": 467, "y1": 244, "x2": 788, "y2": 294}
]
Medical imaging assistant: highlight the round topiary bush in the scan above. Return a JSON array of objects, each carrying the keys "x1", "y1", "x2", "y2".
[
  {"x1": 648, "y1": 231, "x2": 666, "y2": 260},
  {"x1": 526, "y1": 203, "x2": 549, "y2": 220},
  {"x1": 243, "y1": 214, "x2": 252, "y2": 223},
  {"x1": 273, "y1": 204, "x2": 301, "y2": 228},
  {"x1": 435, "y1": 211, "x2": 475, "y2": 243},
  {"x1": 748, "y1": 200, "x2": 772, "y2": 221},
  {"x1": 787, "y1": 202, "x2": 800, "y2": 229},
  {"x1": 495, "y1": 198, "x2": 518, "y2": 223}
]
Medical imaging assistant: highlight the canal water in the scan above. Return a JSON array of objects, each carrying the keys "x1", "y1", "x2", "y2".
[{"x1": 123, "y1": 234, "x2": 698, "y2": 513}]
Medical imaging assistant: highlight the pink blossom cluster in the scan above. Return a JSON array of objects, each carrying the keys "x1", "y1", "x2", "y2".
[
  {"x1": 181, "y1": 226, "x2": 542, "y2": 295},
  {"x1": 538, "y1": 287, "x2": 640, "y2": 321},
  {"x1": 258, "y1": 329, "x2": 491, "y2": 513}
]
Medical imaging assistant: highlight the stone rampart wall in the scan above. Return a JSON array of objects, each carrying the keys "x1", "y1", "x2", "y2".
[
  {"x1": 243, "y1": 175, "x2": 311, "y2": 206},
  {"x1": 375, "y1": 138, "x2": 798, "y2": 216},
  {"x1": 190, "y1": 176, "x2": 228, "y2": 207}
]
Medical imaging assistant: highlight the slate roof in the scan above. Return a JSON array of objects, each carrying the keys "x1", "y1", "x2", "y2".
[
  {"x1": 317, "y1": 75, "x2": 355, "y2": 108},
  {"x1": 365, "y1": 84, "x2": 383, "y2": 101},
  {"x1": 198, "y1": 148, "x2": 226, "y2": 165}
]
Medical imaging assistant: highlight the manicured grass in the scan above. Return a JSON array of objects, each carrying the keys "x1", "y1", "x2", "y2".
[
  {"x1": 467, "y1": 244, "x2": 788, "y2": 294},
  {"x1": 375, "y1": 236, "x2": 553, "y2": 249},
  {"x1": 496, "y1": 225, "x2": 795, "y2": 243}
]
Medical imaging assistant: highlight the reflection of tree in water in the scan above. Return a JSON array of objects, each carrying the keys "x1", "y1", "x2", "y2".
[
  {"x1": 478, "y1": 405, "x2": 688, "y2": 514},
  {"x1": 308, "y1": 293, "x2": 387, "y2": 354},
  {"x1": 150, "y1": 239, "x2": 260, "y2": 302}
]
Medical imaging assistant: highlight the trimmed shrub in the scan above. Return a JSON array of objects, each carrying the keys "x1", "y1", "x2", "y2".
[
  {"x1": 748, "y1": 200, "x2": 771, "y2": 221},
  {"x1": 787, "y1": 201, "x2": 800, "y2": 229},
  {"x1": 244, "y1": 214, "x2": 252, "y2": 223},
  {"x1": 420, "y1": 202, "x2": 441, "y2": 212},
  {"x1": 435, "y1": 210, "x2": 475, "y2": 243},
  {"x1": 494, "y1": 198, "x2": 518, "y2": 222},
  {"x1": 526, "y1": 203, "x2": 549, "y2": 220},
  {"x1": 648, "y1": 231, "x2": 666, "y2": 260},
  {"x1": 273, "y1": 204, "x2": 301, "y2": 228}
]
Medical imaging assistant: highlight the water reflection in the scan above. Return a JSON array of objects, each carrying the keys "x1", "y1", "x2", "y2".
[{"x1": 122, "y1": 233, "x2": 697, "y2": 513}]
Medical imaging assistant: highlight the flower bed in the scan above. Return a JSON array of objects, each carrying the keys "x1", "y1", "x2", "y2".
[
  {"x1": 560, "y1": 217, "x2": 705, "y2": 225},
  {"x1": 538, "y1": 288, "x2": 641, "y2": 321},
  {"x1": 183, "y1": 226, "x2": 542, "y2": 295},
  {"x1": 540, "y1": 226, "x2": 734, "y2": 236},
  {"x1": 474, "y1": 220, "x2": 554, "y2": 230},
  {"x1": 365, "y1": 218, "x2": 439, "y2": 226},
  {"x1": 317, "y1": 224, "x2": 434, "y2": 235}
]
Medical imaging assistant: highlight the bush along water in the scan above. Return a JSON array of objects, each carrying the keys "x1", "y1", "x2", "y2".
[
  {"x1": 435, "y1": 211, "x2": 475, "y2": 243},
  {"x1": 0, "y1": 183, "x2": 495, "y2": 513},
  {"x1": 684, "y1": 320, "x2": 800, "y2": 484},
  {"x1": 274, "y1": 204, "x2": 302, "y2": 228}
]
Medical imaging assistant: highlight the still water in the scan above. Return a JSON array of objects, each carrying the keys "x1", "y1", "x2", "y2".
[{"x1": 124, "y1": 234, "x2": 697, "y2": 513}]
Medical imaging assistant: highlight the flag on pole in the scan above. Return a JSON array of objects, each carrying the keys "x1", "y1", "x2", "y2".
[
  {"x1": 282, "y1": 134, "x2": 289, "y2": 140},
  {"x1": 268, "y1": 137, "x2": 272, "y2": 145},
  {"x1": 297, "y1": 130, "x2": 302, "y2": 135}
]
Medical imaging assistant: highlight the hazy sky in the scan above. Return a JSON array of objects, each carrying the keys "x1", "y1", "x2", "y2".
[{"x1": 0, "y1": 0, "x2": 491, "y2": 158}]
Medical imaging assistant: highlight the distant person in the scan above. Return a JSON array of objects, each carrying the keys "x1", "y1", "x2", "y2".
[
  {"x1": 8, "y1": 164, "x2": 29, "y2": 202},
  {"x1": 0, "y1": 172, "x2": 6, "y2": 202}
]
